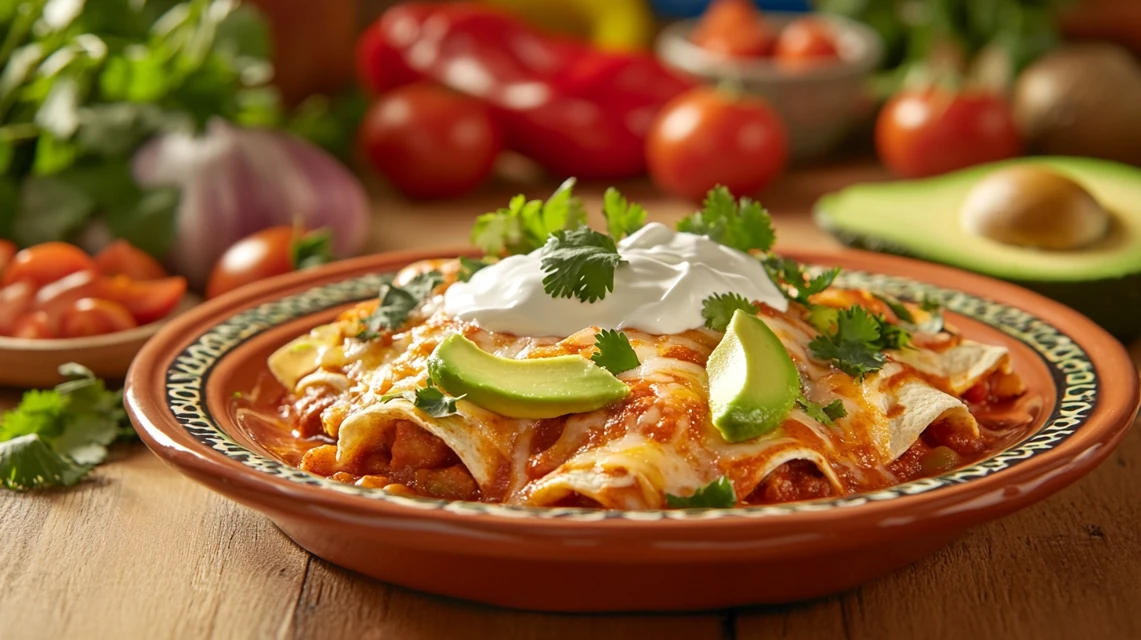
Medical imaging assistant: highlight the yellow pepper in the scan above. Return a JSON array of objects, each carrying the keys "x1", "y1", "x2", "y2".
[{"x1": 481, "y1": 0, "x2": 655, "y2": 51}]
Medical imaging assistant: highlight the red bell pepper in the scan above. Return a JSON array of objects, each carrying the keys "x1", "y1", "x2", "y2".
[{"x1": 356, "y1": 3, "x2": 695, "y2": 180}]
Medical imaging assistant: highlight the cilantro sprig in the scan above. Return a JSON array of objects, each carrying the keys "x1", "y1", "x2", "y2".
[
  {"x1": 471, "y1": 179, "x2": 587, "y2": 256},
  {"x1": 701, "y1": 292, "x2": 757, "y2": 331},
  {"x1": 591, "y1": 330, "x2": 640, "y2": 375},
  {"x1": 677, "y1": 186, "x2": 775, "y2": 253},
  {"x1": 540, "y1": 228, "x2": 625, "y2": 303},
  {"x1": 380, "y1": 378, "x2": 464, "y2": 418},
  {"x1": 796, "y1": 393, "x2": 847, "y2": 427},
  {"x1": 457, "y1": 256, "x2": 492, "y2": 283},
  {"x1": 602, "y1": 187, "x2": 646, "y2": 241},
  {"x1": 665, "y1": 476, "x2": 737, "y2": 508},
  {"x1": 358, "y1": 271, "x2": 443, "y2": 339},
  {"x1": 764, "y1": 258, "x2": 840, "y2": 309},
  {"x1": 0, "y1": 364, "x2": 135, "y2": 491},
  {"x1": 808, "y1": 306, "x2": 912, "y2": 379}
]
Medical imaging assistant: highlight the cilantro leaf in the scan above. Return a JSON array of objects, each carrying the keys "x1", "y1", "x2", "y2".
[
  {"x1": 702, "y1": 292, "x2": 757, "y2": 331},
  {"x1": 677, "y1": 186, "x2": 775, "y2": 253},
  {"x1": 540, "y1": 228, "x2": 625, "y2": 303},
  {"x1": 796, "y1": 393, "x2": 847, "y2": 427},
  {"x1": 665, "y1": 476, "x2": 737, "y2": 508},
  {"x1": 358, "y1": 271, "x2": 443, "y2": 339},
  {"x1": 0, "y1": 434, "x2": 90, "y2": 491},
  {"x1": 413, "y1": 385, "x2": 464, "y2": 418},
  {"x1": 457, "y1": 256, "x2": 492, "y2": 283},
  {"x1": 591, "y1": 329, "x2": 640, "y2": 375},
  {"x1": 602, "y1": 187, "x2": 646, "y2": 240},
  {"x1": 764, "y1": 258, "x2": 840, "y2": 308},
  {"x1": 873, "y1": 293, "x2": 915, "y2": 324},
  {"x1": 471, "y1": 180, "x2": 586, "y2": 257},
  {"x1": 290, "y1": 229, "x2": 333, "y2": 271},
  {"x1": 808, "y1": 306, "x2": 912, "y2": 380}
]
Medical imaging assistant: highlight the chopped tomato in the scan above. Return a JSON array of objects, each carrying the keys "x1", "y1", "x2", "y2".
[
  {"x1": 0, "y1": 242, "x2": 94, "y2": 289},
  {"x1": 58, "y1": 298, "x2": 138, "y2": 338},
  {"x1": 34, "y1": 270, "x2": 102, "y2": 327},
  {"x1": 10, "y1": 311, "x2": 55, "y2": 339},
  {"x1": 97, "y1": 275, "x2": 187, "y2": 325},
  {"x1": 0, "y1": 240, "x2": 15, "y2": 277},
  {"x1": 93, "y1": 240, "x2": 168, "y2": 280},
  {"x1": 0, "y1": 282, "x2": 35, "y2": 336}
]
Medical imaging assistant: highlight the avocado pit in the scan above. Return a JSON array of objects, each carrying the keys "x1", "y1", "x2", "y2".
[{"x1": 959, "y1": 166, "x2": 1112, "y2": 250}]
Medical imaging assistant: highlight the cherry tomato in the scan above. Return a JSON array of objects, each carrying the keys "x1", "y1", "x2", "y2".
[
  {"x1": 646, "y1": 86, "x2": 789, "y2": 201},
  {"x1": 0, "y1": 240, "x2": 15, "y2": 277},
  {"x1": 58, "y1": 298, "x2": 138, "y2": 338},
  {"x1": 359, "y1": 83, "x2": 503, "y2": 200},
  {"x1": 34, "y1": 270, "x2": 102, "y2": 327},
  {"x1": 1, "y1": 242, "x2": 95, "y2": 289},
  {"x1": 93, "y1": 240, "x2": 168, "y2": 280},
  {"x1": 98, "y1": 276, "x2": 187, "y2": 325},
  {"x1": 876, "y1": 88, "x2": 1023, "y2": 178},
  {"x1": 206, "y1": 227, "x2": 296, "y2": 300},
  {"x1": 690, "y1": 0, "x2": 774, "y2": 58},
  {"x1": 10, "y1": 311, "x2": 55, "y2": 340},
  {"x1": 774, "y1": 18, "x2": 839, "y2": 67},
  {"x1": 0, "y1": 282, "x2": 35, "y2": 336}
]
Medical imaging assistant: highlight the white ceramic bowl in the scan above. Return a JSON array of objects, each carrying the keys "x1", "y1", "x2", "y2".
[{"x1": 656, "y1": 12, "x2": 883, "y2": 160}]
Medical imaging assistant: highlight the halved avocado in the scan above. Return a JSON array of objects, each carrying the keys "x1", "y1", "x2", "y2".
[{"x1": 815, "y1": 157, "x2": 1141, "y2": 339}]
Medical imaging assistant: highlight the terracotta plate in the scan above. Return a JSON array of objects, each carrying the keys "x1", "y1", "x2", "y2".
[{"x1": 125, "y1": 248, "x2": 1139, "y2": 612}]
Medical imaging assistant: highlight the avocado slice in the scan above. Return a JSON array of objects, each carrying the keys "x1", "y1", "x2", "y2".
[
  {"x1": 815, "y1": 157, "x2": 1141, "y2": 339},
  {"x1": 707, "y1": 309, "x2": 799, "y2": 443},
  {"x1": 426, "y1": 334, "x2": 629, "y2": 419}
]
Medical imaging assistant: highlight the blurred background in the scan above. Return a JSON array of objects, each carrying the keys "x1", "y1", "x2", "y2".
[{"x1": 2, "y1": 0, "x2": 1140, "y2": 341}]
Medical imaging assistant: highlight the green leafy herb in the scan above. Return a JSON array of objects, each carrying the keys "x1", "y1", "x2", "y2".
[
  {"x1": 796, "y1": 393, "x2": 848, "y2": 427},
  {"x1": 540, "y1": 227, "x2": 625, "y2": 303},
  {"x1": 457, "y1": 256, "x2": 492, "y2": 283},
  {"x1": 677, "y1": 185, "x2": 775, "y2": 254},
  {"x1": 0, "y1": 364, "x2": 134, "y2": 491},
  {"x1": 601, "y1": 187, "x2": 646, "y2": 241},
  {"x1": 591, "y1": 329, "x2": 640, "y2": 375},
  {"x1": 380, "y1": 381, "x2": 464, "y2": 418},
  {"x1": 808, "y1": 306, "x2": 912, "y2": 379},
  {"x1": 701, "y1": 292, "x2": 757, "y2": 331},
  {"x1": 665, "y1": 476, "x2": 737, "y2": 508},
  {"x1": 358, "y1": 271, "x2": 443, "y2": 339},
  {"x1": 918, "y1": 294, "x2": 946, "y2": 333},
  {"x1": 873, "y1": 293, "x2": 915, "y2": 324},
  {"x1": 471, "y1": 179, "x2": 586, "y2": 256},
  {"x1": 764, "y1": 257, "x2": 840, "y2": 308},
  {"x1": 290, "y1": 229, "x2": 333, "y2": 271}
]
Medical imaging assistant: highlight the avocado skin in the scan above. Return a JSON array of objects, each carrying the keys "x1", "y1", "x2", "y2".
[{"x1": 822, "y1": 226, "x2": 1141, "y2": 340}]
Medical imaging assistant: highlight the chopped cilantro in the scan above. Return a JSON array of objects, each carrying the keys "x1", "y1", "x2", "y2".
[
  {"x1": 591, "y1": 330, "x2": 640, "y2": 375},
  {"x1": 764, "y1": 257, "x2": 840, "y2": 308},
  {"x1": 358, "y1": 271, "x2": 443, "y2": 339},
  {"x1": 379, "y1": 380, "x2": 464, "y2": 418},
  {"x1": 796, "y1": 393, "x2": 847, "y2": 426},
  {"x1": 808, "y1": 306, "x2": 912, "y2": 380},
  {"x1": 457, "y1": 256, "x2": 492, "y2": 283},
  {"x1": 701, "y1": 292, "x2": 757, "y2": 331},
  {"x1": 290, "y1": 229, "x2": 333, "y2": 271},
  {"x1": 676, "y1": 186, "x2": 775, "y2": 253},
  {"x1": 540, "y1": 227, "x2": 625, "y2": 303},
  {"x1": 665, "y1": 476, "x2": 737, "y2": 508},
  {"x1": 470, "y1": 179, "x2": 586, "y2": 256},
  {"x1": 0, "y1": 364, "x2": 134, "y2": 491},
  {"x1": 602, "y1": 187, "x2": 646, "y2": 240}
]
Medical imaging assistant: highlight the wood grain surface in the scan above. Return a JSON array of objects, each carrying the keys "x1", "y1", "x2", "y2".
[{"x1": 2, "y1": 162, "x2": 1138, "y2": 640}]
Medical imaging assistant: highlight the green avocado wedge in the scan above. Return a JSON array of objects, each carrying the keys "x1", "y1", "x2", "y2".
[
  {"x1": 707, "y1": 309, "x2": 799, "y2": 443},
  {"x1": 814, "y1": 157, "x2": 1141, "y2": 339},
  {"x1": 426, "y1": 334, "x2": 629, "y2": 419}
]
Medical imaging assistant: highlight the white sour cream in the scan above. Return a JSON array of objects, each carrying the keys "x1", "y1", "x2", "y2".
[{"x1": 443, "y1": 222, "x2": 787, "y2": 337}]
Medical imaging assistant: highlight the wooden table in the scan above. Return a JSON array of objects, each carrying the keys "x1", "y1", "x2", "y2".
[{"x1": 3, "y1": 161, "x2": 1140, "y2": 639}]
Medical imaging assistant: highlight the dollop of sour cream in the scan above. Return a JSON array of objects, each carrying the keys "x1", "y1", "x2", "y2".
[{"x1": 443, "y1": 222, "x2": 788, "y2": 337}]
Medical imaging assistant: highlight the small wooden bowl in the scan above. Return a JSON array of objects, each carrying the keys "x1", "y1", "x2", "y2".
[{"x1": 0, "y1": 295, "x2": 200, "y2": 388}]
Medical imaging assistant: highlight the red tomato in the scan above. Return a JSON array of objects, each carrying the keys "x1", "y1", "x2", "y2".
[
  {"x1": 98, "y1": 276, "x2": 187, "y2": 325},
  {"x1": 690, "y1": 0, "x2": 774, "y2": 58},
  {"x1": 34, "y1": 270, "x2": 102, "y2": 327},
  {"x1": 206, "y1": 227, "x2": 296, "y2": 300},
  {"x1": 58, "y1": 298, "x2": 138, "y2": 338},
  {"x1": 94, "y1": 240, "x2": 168, "y2": 280},
  {"x1": 0, "y1": 282, "x2": 35, "y2": 336},
  {"x1": 646, "y1": 86, "x2": 789, "y2": 201},
  {"x1": 359, "y1": 83, "x2": 503, "y2": 199},
  {"x1": 774, "y1": 18, "x2": 839, "y2": 67},
  {"x1": 10, "y1": 311, "x2": 55, "y2": 340},
  {"x1": 0, "y1": 240, "x2": 15, "y2": 277},
  {"x1": 876, "y1": 88, "x2": 1023, "y2": 178},
  {"x1": 1, "y1": 242, "x2": 95, "y2": 289}
]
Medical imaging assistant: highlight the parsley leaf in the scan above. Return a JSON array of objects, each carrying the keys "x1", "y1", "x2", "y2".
[
  {"x1": 665, "y1": 476, "x2": 737, "y2": 508},
  {"x1": 591, "y1": 330, "x2": 640, "y2": 375},
  {"x1": 796, "y1": 393, "x2": 847, "y2": 427},
  {"x1": 540, "y1": 227, "x2": 625, "y2": 303},
  {"x1": 457, "y1": 256, "x2": 492, "y2": 283},
  {"x1": 808, "y1": 306, "x2": 912, "y2": 380},
  {"x1": 764, "y1": 257, "x2": 840, "y2": 308},
  {"x1": 471, "y1": 179, "x2": 586, "y2": 256},
  {"x1": 701, "y1": 292, "x2": 757, "y2": 331},
  {"x1": 602, "y1": 187, "x2": 646, "y2": 240},
  {"x1": 677, "y1": 186, "x2": 775, "y2": 253},
  {"x1": 290, "y1": 229, "x2": 333, "y2": 271},
  {"x1": 358, "y1": 271, "x2": 443, "y2": 339}
]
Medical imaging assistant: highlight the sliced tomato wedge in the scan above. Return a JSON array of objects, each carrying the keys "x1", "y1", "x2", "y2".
[
  {"x1": 0, "y1": 240, "x2": 16, "y2": 278},
  {"x1": 97, "y1": 275, "x2": 187, "y2": 325},
  {"x1": 58, "y1": 298, "x2": 138, "y2": 338},
  {"x1": 11, "y1": 311, "x2": 55, "y2": 340},
  {"x1": 93, "y1": 240, "x2": 168, "y2": 281},
  {"x1": 0, "y1": 282, "x2": 36, "y2": 336},
  {"x1": 1, "y1": 242, "x2": 95, "y2": 289},
  {"x1": 34, "y1": 270, "x2": 102, "y2": 327}
]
